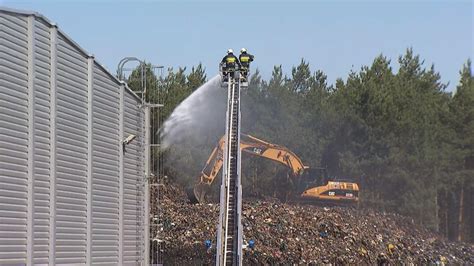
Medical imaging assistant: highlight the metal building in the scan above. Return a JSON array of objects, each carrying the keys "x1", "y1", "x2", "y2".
[{"x1": 0, "y1": 7, "x2": 150, "y2": 265}]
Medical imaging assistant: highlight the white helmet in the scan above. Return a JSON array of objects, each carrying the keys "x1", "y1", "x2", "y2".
[
  {"x1": 240, "y1": 48, "x2": 247, "y2": 53},
  {"x1": 227, "y1": 49, "x2": 233, "y2": 54}
]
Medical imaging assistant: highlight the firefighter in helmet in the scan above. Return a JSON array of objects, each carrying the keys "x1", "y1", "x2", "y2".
[
  {"x1": 239, "y1": 48, "x2": 254, "y2": 81},
  {"x1": 220, "y1": 49, "x2": 240, "y2": 81}
]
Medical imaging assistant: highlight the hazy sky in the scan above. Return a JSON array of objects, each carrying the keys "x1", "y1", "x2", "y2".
[{"x1": 2, "y1": 0, "x2": 473, "y2": 91}]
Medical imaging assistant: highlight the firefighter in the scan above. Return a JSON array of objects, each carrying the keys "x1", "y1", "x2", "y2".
[
  {"x1": 220, "y1": 49, "x2": 240, "y2": 81},
  {"x1": 239, "y1": 48, "x2": 254, "y2": 81}
]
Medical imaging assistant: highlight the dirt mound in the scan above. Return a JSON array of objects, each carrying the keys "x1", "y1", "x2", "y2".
[{"x1": 152, "y1": 184, "x2": 473, "y2": 265}]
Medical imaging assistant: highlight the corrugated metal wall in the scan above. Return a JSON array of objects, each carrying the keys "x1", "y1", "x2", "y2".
[
  {"x1": 55, "y1": 32, "x2": 89, "y2": 265},
  {"x1": 0, "y1": 11, "x2": 29, "y2": 264},
  {"x1": 0, "y1": 8, "x2": 148, "y2": 265},
  {"x1": 33, "y1": 18, "x2": 52, "y2": 265},
  {"x1": 91, "y1": 64, "x2": 120, "y2": 265}
]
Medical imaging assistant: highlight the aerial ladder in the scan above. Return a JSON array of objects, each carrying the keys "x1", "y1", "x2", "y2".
[{"x1": 215, "y1": 70, "x2": 246, "y2": 265}]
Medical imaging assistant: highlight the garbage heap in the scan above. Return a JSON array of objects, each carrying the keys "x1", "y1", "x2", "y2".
[{"x1": 152, "y1": 183, "x2": 473, "y2": 265}]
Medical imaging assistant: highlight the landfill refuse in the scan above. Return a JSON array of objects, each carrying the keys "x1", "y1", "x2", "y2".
[{"x1": 152, "y1": 183, "x2": 473, "y2": 265}]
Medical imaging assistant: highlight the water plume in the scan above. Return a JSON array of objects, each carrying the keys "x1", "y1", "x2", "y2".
[{"x1": 160, "y1": 75, "x2": 226, "y2": 149}]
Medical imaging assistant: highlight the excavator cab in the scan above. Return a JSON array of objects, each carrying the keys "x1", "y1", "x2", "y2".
[{"x1": 298, "y1": 168, "x2": 359, "y2": 204}]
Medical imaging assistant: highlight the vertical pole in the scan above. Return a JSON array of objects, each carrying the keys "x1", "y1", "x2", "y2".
[
  {"x1": 86, "y1": 56, "x2": 94, "y2": 265},
  {"x1": 144, "y1": 106, "x2": 151, "y2": 265},
  {"x1": 236, "y1": 78, "x2": 243, "y2": 266},
  {"x1": 26, "y1": 15, "x2": 35, "y2": 266},
  {"x1": 48, "y1": 23, "x2": 58, "y2": 266},
  {"x1": 445, "y1": 190, "x2": 449, "y2": 238},
  {"x1": 458, "y1": 185, "x2": 464, "y2": 241},
  {"x1": 118, "y1": 82, "x2": 125, "y2": 265},
  {"x1": 216, "y1": 76, "x2": 233, "y2": 266}
]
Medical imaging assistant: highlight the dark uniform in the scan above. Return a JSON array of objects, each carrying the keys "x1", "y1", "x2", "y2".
[
  {"x1": 239, "y1": 52, "x2": 254, "y2": 79},
  {"x1": 221, "y1": 53, "x2": 240, "y2": 81}
]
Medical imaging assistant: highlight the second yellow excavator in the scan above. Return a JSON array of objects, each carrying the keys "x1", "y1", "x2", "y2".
[{"x1": 187, "y1": 134, "x2": 359, "y2": 204}]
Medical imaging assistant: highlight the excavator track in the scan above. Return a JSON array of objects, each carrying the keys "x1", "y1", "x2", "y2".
[{"x1": 289, "y1": 197, "x2": 359, "y2": 207}]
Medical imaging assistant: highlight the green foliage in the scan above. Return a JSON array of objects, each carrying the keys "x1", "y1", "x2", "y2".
[
  {"x1": 187, "y1": 63, "x2": 207, "y2": 91},
  {"x1": 136, "y1": 51, "x2": 473, "y2": 242}
]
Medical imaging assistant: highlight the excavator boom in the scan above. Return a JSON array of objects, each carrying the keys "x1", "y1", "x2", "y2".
[{"x1": 188, "y1": 133, "x2": 359, "y2": 204}]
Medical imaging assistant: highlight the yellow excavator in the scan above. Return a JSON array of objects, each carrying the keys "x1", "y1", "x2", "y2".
[{"x1": 187, "y1": 134, "x2": 359, "y2": 204}]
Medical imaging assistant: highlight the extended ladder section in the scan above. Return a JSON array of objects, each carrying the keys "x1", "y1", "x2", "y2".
[{"x1": 216, "y1": 73, "x2": 245, "y2": 266}]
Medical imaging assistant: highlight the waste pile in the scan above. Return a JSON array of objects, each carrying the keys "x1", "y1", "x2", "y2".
[{"x1": 152, "y1": 183, "x2": 473, "y2": 265}]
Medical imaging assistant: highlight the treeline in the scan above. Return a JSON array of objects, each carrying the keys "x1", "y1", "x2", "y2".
[{"x1": 127, "y1": 49, "x2": 473, "y2": 242}]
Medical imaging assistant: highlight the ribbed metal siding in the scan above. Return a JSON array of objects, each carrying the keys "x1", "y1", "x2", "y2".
[
  {"x1": 1, "y1": 8, "x2": 147, "y2": 265},
  {"x1": 0, "y1": 13, "x2": 29, "y2": 264},
  {"x1": 55, "y1": 34, "x2": 88, "y2": 264},
  {"x1": 123, "y1": 93, "x2": 144, "y2": 264},
  {"x1": 92, "y1": 64, "x2": 120, "y2": 265},
  {"x1": 33, "y1": 18, "x2": 51, "y2": 264}
]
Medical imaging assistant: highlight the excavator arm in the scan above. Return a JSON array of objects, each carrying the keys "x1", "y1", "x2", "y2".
[
  {"x1": 188, "y1": 133, "x2": 360, "y2": 204},
  {"x1": 188, "y1": 133, "x2": 309, "y2": 203},
  {"x1": 240, "y1": 134, "x2": 306, "y2": 175}
]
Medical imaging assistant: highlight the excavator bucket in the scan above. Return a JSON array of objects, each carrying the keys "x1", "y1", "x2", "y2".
[{"x1": 186, "y1": 183, "x2": 211, "y2": 204}]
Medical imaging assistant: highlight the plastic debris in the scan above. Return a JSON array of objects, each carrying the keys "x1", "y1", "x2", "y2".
[{"x1": 153, "y1": 184, "x2": 474, "y2": 264}]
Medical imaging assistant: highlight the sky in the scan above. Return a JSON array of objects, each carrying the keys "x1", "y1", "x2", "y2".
[{"x1": 2, "y1": 0, "x2": 473, "y2": 91}]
